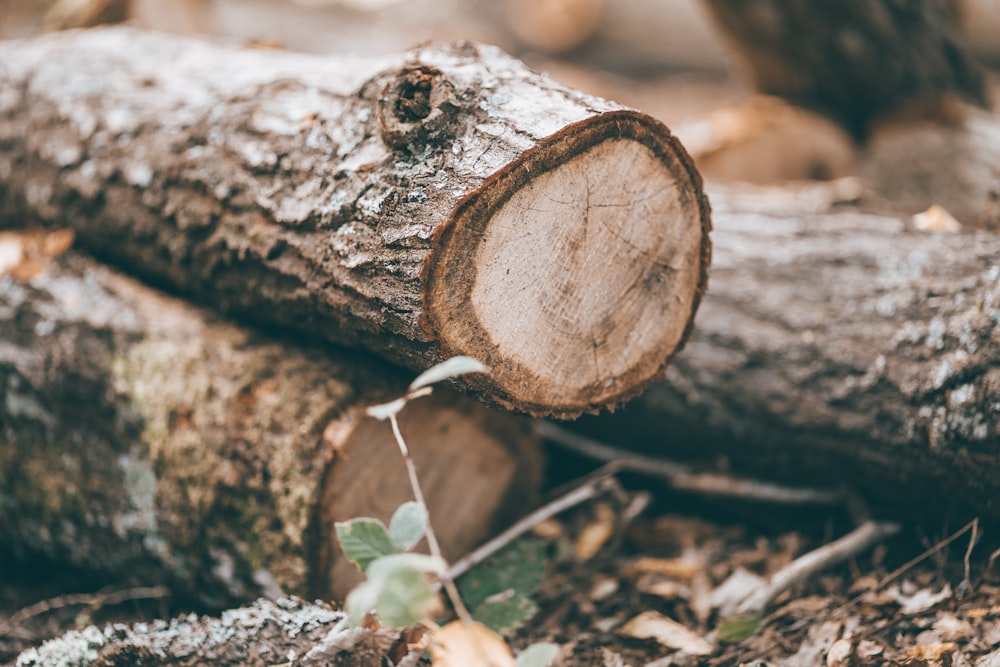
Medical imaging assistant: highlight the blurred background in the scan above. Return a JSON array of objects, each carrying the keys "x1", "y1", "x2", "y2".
[{"x1": 3, "y1": 0, "x2": 999, "y2": 188}]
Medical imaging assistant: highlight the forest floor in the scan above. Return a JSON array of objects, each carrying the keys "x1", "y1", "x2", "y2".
[{"x1": 3, "y1": 463, "x2": 1000, "y2": 666}]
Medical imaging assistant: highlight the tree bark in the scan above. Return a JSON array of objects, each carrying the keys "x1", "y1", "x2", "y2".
[
  {"x1": 0, "y1": 27, "x2": 712, "y2": 419},
  {"x1": 577, "y1": 185, "x2": 1000, "y2": 521},
  {"x1": 701, "y1": 0, "x2": 989, "y2": 137},
  {"x1": 14, "y1": 596, "x2": 388, "y2": 667},
  {"x1": 0, "y1": 248, "x2": 542, "y2": 606}
]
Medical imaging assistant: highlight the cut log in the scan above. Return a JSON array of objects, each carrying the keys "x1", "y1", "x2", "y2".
[
  {"x1": 0, "y1": 248, "x2": 542, "y2": 606},
  {"x1": 701, "y1": 0, "x2": 989, "y2": 136},
  {"x1": 14, "y1": 596, "x2": 380, "y2": 667},
  {"x1": 575, "y1": 185, "x2": 1000, "y2": 521},
  {"x1": 0, "y1": 27, "x2": 712, "y2": 419}
]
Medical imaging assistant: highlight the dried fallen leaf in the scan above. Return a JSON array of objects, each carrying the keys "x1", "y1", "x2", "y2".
[
  {"x1": 0, "y1": 235, "x2": 23, "y2": 276},
  {"x1": 912, "y1": 204, "x2": 962, "y2": 233},
  {"x1": 888, "y1": 583, "x2": 952, "y2": 614},
  {"x1": 574, "y1": 503, "x2": 615, "y2": 562},
  {"x1": 624, "y1": 553, "x2": 704, "y2": 581},
  {"x1": 619, "y1": 611, "x2": 713, "y2": 656},
  {"x1": 429, "y1": 620, "x2": 515, "y2": 667},
  {"x1": 904, "y1": 642, "x2": 957, "y2": 661},
  {"x1": 0, "y1": 229, "x2": 75, "y2": 281},
  {"x1": 926, "y1": 613, "x2": 974, "y2": 642},
  {"x1": 855, "y1": 639, "x2": 883, "y2": 661},
  {"x1": 589, "y1": 576, "x2": 619, "y2": 601},
  {"x1": 634, "y1": 575, "x2": 689, "y2": 601},
  {"x1": 710, "y1": 567, "x2": 766, "y2": 618},
  {"x1": 826, "y1": 638, "x2": 853, "y2": 667}
]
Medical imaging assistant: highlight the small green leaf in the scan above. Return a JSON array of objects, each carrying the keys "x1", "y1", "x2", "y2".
[
  {"x1": 335, "y1": 518, "x2": 395, "y2": 573},
  {"x1": 458, "y1": 538, "x2": 546, "y2": 610},
  {"x1": 717, "y1": 615, "x2": 765, "y2": 643},
  {"x1": 347, "y1": 555, "x2": 443, "y2": 628},
  {"x1": 389, "y1": 501, "x2": 427, "y2": 552},
  {"x1": 366, "y1": 552, "x2": 446, "y2": 580},
  {"x1": 345, "y1": 579, "x2": 380, "y2": 626},
  {"x1": 472, "y1": 590, "x2": 538, "y2": 635},
  {"x1": 516, "y1": 643, "x2": 559, "y2": 667},
  {"x1": 409, "y1": 356, "x2": 489, "y2": 392}
]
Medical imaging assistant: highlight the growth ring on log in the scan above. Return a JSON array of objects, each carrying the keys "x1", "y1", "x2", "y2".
[{"x1": 427, "y1": 112, "x2": 709, "y2": 415}]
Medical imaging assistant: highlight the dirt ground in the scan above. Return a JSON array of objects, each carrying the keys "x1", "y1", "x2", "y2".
[{"x1": 4, "y1": 471, "x2": 1000, "y2": 665}]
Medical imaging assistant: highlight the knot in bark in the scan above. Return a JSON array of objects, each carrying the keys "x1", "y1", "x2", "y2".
[{"x1": 378, "y1": 65, "x2": 456, "y2": 154}]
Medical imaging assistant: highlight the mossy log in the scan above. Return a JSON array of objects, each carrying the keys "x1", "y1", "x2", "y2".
[
  {"x1": 0, "y1": 250, "x2": 541, "y2": 606},
  {"x1": 14, "y1": 596, "x2": 378, "y2": 667},
  {"x1": 702, "y1": 0, "x2": 988, "y2": 136},
  {"x1": 0, "y1": 27, "x2": 711, "y2": 419},
  {"x1": 576, "y1": 186, "x2": 1000, "y2": 521}
]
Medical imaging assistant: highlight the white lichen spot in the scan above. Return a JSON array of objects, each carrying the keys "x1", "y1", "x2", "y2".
[
  {"x1": 949, "y1": 383, "x2": 974, "y2": 407},
  {"x1": 875, "y1": 295, "x2": 896, "y2": 317},
  {"x1": 925, "y1": 316, "x2": 946, "y2": 349},
  {"x1": 356, "y1": 188, "x2": 387, "y2": 217},
  {"x1": 238, "y1": 141, "x2": 278, "y2": 170},
  {"x1": 114, "y1": 453, "x2": 159, "y2": 537},
  {"x1": 104, "y1": 106, "x2": 138, "y2": 135},
  {"x1": 932, "y1": 359, "x2": 952, "y2": 390},
  {"x1": 478, "y1": 94, "x2": 505, "y2": 117},
  {"x1": 25, "y1": 181, "x2": 53, "y2": 208},
  {"x1": 124, "y1": 163, "x2": 153, "y2": 188}
]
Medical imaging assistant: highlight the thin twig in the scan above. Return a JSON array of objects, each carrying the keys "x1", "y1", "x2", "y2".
[
  {"x1": 534, "y1": 422, "x2": 843, "y2": 505},
  {"x1": 960, "y1": 518, "x2": 979, "y2": 596},
  {"x1": 875, "y1": 518, "x2": 979, "y2": 592},
  {"x1": 447, "y1": 472, "x2": 617, "y2": 581},
  {"x1": 389, "y1": 413, "x2": 473, "y2": 624},
  {"x1": 736, "y1": 520, "x2": 901, "y2": 616},
  {"x1": 1, "y1": 585, "x2": 170, "y2": 639}
]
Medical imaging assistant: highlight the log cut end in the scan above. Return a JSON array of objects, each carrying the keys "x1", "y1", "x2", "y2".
[
  {"x1": 426, "y1": 112, "x2": 711, "y2": 418},
  {"x1": 314, "y1": 394, "x2": 540, "y2": 601}
]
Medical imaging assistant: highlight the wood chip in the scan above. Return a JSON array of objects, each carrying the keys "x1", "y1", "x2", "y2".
[{"x1": 912, "y1": 204, "x2": 962, "y2": 232}]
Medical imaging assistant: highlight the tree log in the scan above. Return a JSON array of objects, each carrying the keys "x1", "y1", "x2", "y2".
[
  {"x1": 0, "y1": 248, "x2": 542, "y2": 606},
  {"x1": 701, "y1": 0, "x2": 989, "y2": 137},
  {"x1": 0, "y1": 27, "x2": 712, "y2": 419},
  {"x1": 577, "y1": 185, "x2": 1000, "y2": 521},
  {"x1": 14, "y1": 596, "x2": 382, "y2": 667}
]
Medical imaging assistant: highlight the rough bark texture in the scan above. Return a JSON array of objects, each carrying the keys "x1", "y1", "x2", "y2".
[
  {"x1": 0, "y1": 27, "x2": 712, "y2": 419},
  {"x1": 701, "y1": 0, "x2": 989, "y2": 136},
  {"x1": 579, "y1": 186, "x2": 1000, "y2": 521},
  {"x1": 14, "y1": 596, "x2": 388, "y2": 667},
  {"x1": 0, "y1": 251, "x2": 541, "y2": 607}
]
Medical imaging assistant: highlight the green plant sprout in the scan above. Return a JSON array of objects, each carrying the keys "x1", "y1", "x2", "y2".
[{"x1": 335, "y1": 356, "x2": 558, "y2": 666}]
